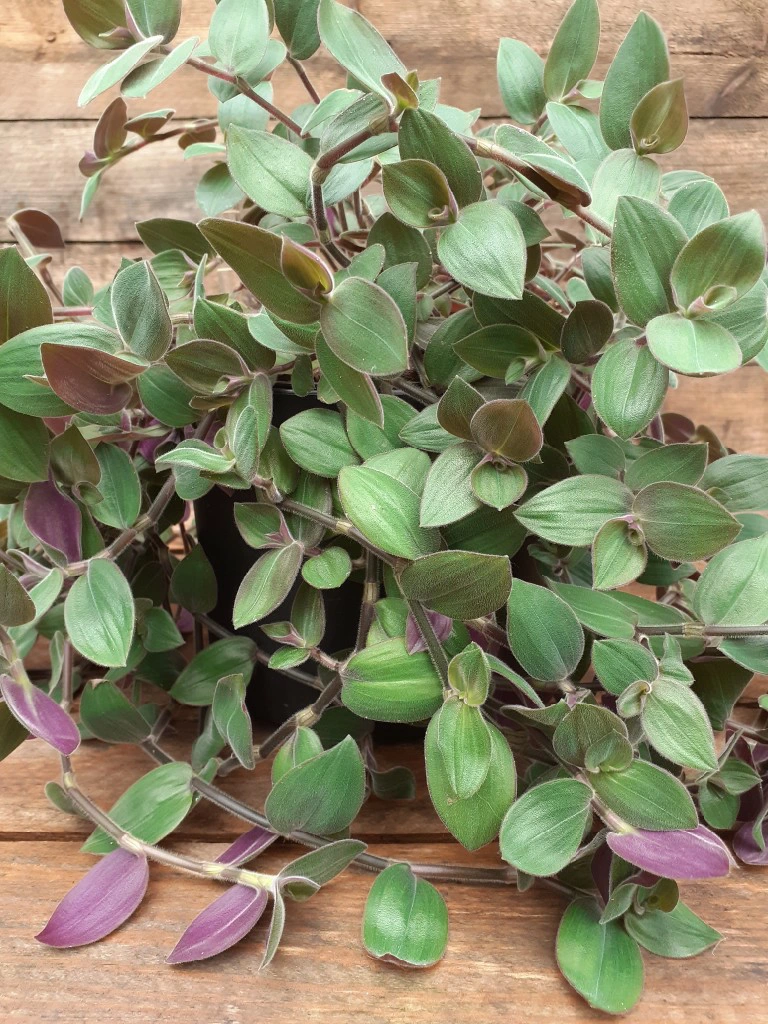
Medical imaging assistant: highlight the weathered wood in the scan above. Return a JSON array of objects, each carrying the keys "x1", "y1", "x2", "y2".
[
  {"x1": 2, "y1": 117, "x2": 767, "y2": 247},
  {"x1": 667, "y1": 367, "x2": 768, "y2": 455},
  {"x1": 0, "y1": 838, "x2": 765, "y2": 1023},
  {"x1": 1, "y1": 0, "x2": 767, "y2": 119},
  {"x1": 0, "y1": 720, "x2": 443, "y2": 843}
]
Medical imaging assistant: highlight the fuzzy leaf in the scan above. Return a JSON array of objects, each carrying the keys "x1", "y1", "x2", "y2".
[{"x1": 363, "y1": 864, "x2": 448, "y2": 968}]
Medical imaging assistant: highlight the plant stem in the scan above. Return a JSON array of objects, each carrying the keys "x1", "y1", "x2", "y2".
[
  {"x1": 356, "y1": 551, "x2": 379, "y2": 650},
  {"x1": 287, "y1": 55, "x2": 321, "y2": 103},
  {"x1": 640, "y1": 624, "x2": 768, "y2": 637},
  {"x1": 391, "y1": 377, "x2": 439, "y2": 406},
  {"x1": 185, "y1": 56, "x2": 306, "y2": 137},
  {"x1": 403, "y1": 597, "x2": 451, "y2": 687}
]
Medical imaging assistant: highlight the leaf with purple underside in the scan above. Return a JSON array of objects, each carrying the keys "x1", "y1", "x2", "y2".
[
  {"x1": 24, "y1": 479, "x2": 82, "y2": 562},
  {"x1": 277, "y1": 838, "x2": 367, "y2": 890},
  {"x1": 36, "y1": 849, "x2": 148, "y2": 947},
  {"x1": 607, "y1": 824, "x2": 732, "y2": 880},
  {"x1": 216, "y1": 825, "x2": 277, "y2": 867},
  {"x1": 0, "y1": 673, "x2": 79, "y2": 755},
  {"x1": 405, "y1": 609, "x2": 452, "y2": 654},
  {"x1": 261, "y1": 890, "x2": 286, "y2": 969},
  {"x1": 167, "y1": 884, "x2": 269, "y2": 964},
  {"x1": 733, "y1": 816, "x2": 768, "y2": 865}
]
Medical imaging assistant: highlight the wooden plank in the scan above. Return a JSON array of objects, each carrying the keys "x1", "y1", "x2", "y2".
[
  {"x1": 0, "y1": 837, "x2": 765, "y2": 1023},
  {"x1": 0, "y1": 721, "x2": 444, "y2": 843},
  {"x1": 2, "y1": 118, "x2": 767, "y2": 242},
  {"x1": 667, "y1": 366, "x2": 768, "y2": 455},
  {"x1": 1, "y1": 0, "x2": 766, "y2": 119}
]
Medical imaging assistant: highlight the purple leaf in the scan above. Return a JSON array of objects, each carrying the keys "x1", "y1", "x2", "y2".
[
  {"x1": 216, "y1": 825, "x2": 277, "y2": 867},
  {"x1": 167, "y1": 885, "x2": 269, "y2": 964},
  {"x1": 1, "y1": 674, "x2": 80, "y2": 755},
  {"x1": 36, "y1": 849, "x2": 148, "y2": 947},
  {"x1": 607, "y1": 825, "x2": 732, "y2": 880},
  {"x1": 24, "y1": 479, "x2": 82, "y2": 562},
  {"x1": 734, "y1": 818, "x2": 768, "y2": 865},
  {"x1": 405, "y1": 610, "x2": 452, "y2": 654}
]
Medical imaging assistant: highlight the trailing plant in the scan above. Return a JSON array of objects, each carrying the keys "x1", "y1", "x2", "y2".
[{"x1": 1, "y1": 0, "x2": 768, "y2": 1011}]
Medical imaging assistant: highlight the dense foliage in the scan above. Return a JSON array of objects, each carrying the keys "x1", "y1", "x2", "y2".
[{"x1": 1, "y1": 0, "x2": 768, "y2": 1011}]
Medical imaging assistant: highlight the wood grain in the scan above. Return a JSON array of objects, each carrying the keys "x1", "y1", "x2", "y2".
[
  {"x1": 0, "y1": 838, "x2": 765, "y2": 1023},
  {"x1": 1, "y1": 0, "x2": 767, "y2": 119}
]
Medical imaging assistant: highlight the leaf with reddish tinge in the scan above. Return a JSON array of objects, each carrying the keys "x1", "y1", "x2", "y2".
[
  {"x1": 24, "y1": 479, "x2": 82, "y2": 562},
  {"x1": 167, "y1": 884, "x2": 269, "y2": 964},
  {"x1": 36, "y1": 849, "x2": 148, "y2": 947},
  {"x1": 216, "y1": 825, "x2": 278, "y2": 867},
  {"x1": 0, "y1": 673, "x2": 79, "y2": 755},
  {"x1": 607, "y1": 824, "x2": 732, "y2": 879}
]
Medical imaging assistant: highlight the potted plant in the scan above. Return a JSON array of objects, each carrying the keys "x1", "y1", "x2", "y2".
[{"x1": 1, "y1": 0, "x2": 767, "y2": 1011}]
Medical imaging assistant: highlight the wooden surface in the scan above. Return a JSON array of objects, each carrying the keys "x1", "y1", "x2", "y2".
[
  {"x1": 2, "y1": 719, "x2": 768, "y2": 1024},
  {"x1": 1, "y1": 4, "x2": 768, "y2": 1019}
]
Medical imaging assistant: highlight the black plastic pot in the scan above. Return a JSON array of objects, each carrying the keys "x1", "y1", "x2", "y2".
[
  {"x1": 195, "y1": 389, "x2": 423, "y2": 742},
  {"x1": 195, "y1": 389, "x2": 363, "y2": 727}
]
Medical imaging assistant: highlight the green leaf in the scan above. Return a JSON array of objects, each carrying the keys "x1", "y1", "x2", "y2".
[
  {"x1": 671, "y1": 211, "x2": 766, "y2": 313},
  {"x1": 546, "y1": 102, "x2": 609, "y2": 175},
  {"x1": 519, "y1": 356, "x2": 571, "y2": 425},
  {"x1": 631, "y1": 78, "x2": 688, "y2": 155},
  {"x1": 137, "y1": 365, "x2": 195, "y2": 427},
  {"x1": 668, "y1": 179, "x2": 729, "y2": 238},
  {"x1": 208, "y1": 0, "x2": 270, "y2": 78},
  {"x1": 624, "y1": 901, "x2": 721, "y2": 958},
  {"x1": 265, "y1": 734, "x2": 365, "y2": 835},
  {"x1": 447, "y1": 642, "x2": 491, "y2": 706},
  {"x1": 137, "y1": 217, "x2": 213, "y2": 262},
  {"x1": 599, "y1": 13, "x2": 669, "y2": 151},
  {"x1": 342, "y1": 638, "x2": 443, "y2": 722},
  {"x1": 496, "y1": 39, "x2": 546, "y2": 125},
  {"x1": 471, "y1": 461, "x2": 527, "y2": 511},
  {"x1": 453, "y1": 324, "x2": 540, "y2": 379},
  {"x1": 122, "y1": 35, "x2": 199, "y2": 97},
  {"x1": 556, "y1": 899, "x2": 644, "y2": 1014},
  {"x1": 338, "y1": 465, "x2": 439, "y2": 560},
  {"x1": 566, "y1": 435, "x2": 625, "y2": 478},
  {"x1": 79, "y1": 680, "x2": 151, "y2": 744},
  {"x1": 199, "y1": 219, "x2": 321, "y2": 325},
  {"x1": 64, "y1": 560, "x2": 135, "y2": 668},
  {"x1": 543, "y1": 0, "x2": 600, "y2": 101},
  {"x1": 228, "y1": 127, "x2": 311, "y2": 218},
  {"x1": 694, "y1": 535, "x2": 768, "y2": 626},
  {"x1": 91, "y1": 444, "x2": 141, "y2": 530},
  {"x1": 362, "y1": 863, "x2": 449, "y2": 968},
  {"x1": 554, "y1": 702, "x2": 631, "y2": 771},
  {"x1": 646, "y1": 313, "x2": 741, "y2": 376},
  {"x1": 592, "y1": 518, "x2": 648, "y2": 590},
  {"x1": 317, "y1": 0, "x2": 406, "y2": 98},
  {"x1": 515, "y1": 475, "x2": 633, "y2": 546},
  {"x1": 0, "y1": 247, "x2": 52, "y2": 343},
  {"x1": 506, "y1": 580, "x2": 584, "y2": 681},
  {"x1": 633, "y1": 482, "x2": 740, "y2": 561},
  {"x1": 78, "y1": 35, "x2": 163, "y2": 107},
  {"x1": 0, "y1": 565, "x2": 35, "y2": 627},
  {"x1": 611, "y1": 197, "x2": 687, "y2": 327},
  {"x1": 470, "y1": 399, "x2": 542, "y2": 463},
  {"x1": 320, "y1": 277, "x2": 408, "y2": 376},
  {"x1": 419, "y1": 442, "x2": 481, "y2": 527},
  {"x1": 273, "y1": 0, "x2": 321, "y2": 60},
  {"x1": 399, "y1": 550, "x2": 512, "y2": 619},
  {"x1": 548, "y1": 581, "x2": 638, "y2": 639},
  {"x1": 560, "y1": 299, "x2": 614, "y2": 363},
  {"x1": 170, "y1": 637, "x2": 256, "y2": 706},
  {"x1": 590, "y1": 149, "x2": 661, "y2": 226},
  {"x1": 625, "y1": 443, "x2": 707, "y2": 491},
  {"x1": 156, "y1": 440, "x2": 234, "y2": 474},
  {"x1": 170, "y1": 544, "x2": 217, "y2": 614},
  {"x1": 315, "y1": 335, "x2": 383, "y2": 426},
  {"x1": 0, "y1": 405, "x2": 49, "y2": 483},
  {"x1": 500, "y1": 779, "x2": 592, "y2": 876},
  {"x1": 212, "y1": 673, "x2": 254, "y2": 770},
  {"x1": 82, "y1": 762, "x2": 193, "y2": 854},
  {"x1": 233, "y1": 542, "x2": 303, "y2": 628},
  {"x1": 125, "y1": 0, "x2": 181, "y2": 43},
  {"x1": 431, "y1": 698, "x2": 492, "y2": 799},
  {"x1": 437, "y1": 202, "x2": 526, "y2": 301},
  {"x1": 700, "y1": 454, "x2": 768, "y2": 513},
  {"x1": 592, "y1": 337, "x2": 669, "y2": 438},
  {"x1": 592, "y1": 638, "x2": 658, "y2": 696},
  {"x1": 110, "y1": 260, "x2": 172, "y2": 362},
  {"x1": 382, "y1": 159, "x2": 452, "y2": 228},
  {"x1": 272, "y1": 726, "x2": 324, "y2": 783},
  {"x1": 590, "y1": 759, "x2": 697, "y2": 830},
  {"x1": 301, "y1": 546, "x2": 352, "y2": 590},
  {"x1": 425, "y1": 715, "x2": 515, "y2": 850},
  {"x1": 641, "y1": 677, "x2": 717, "y2": 771},
  {"x1": 398, "y1": 108, "x2": 482, "y2": 209},
  {"x1": 280, "y1": 408, "x2": 359, "y2": 478}
]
